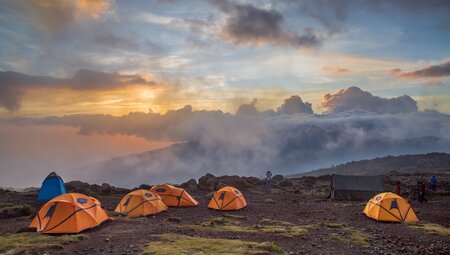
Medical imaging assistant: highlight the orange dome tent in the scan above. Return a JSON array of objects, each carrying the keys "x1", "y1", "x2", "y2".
[
  {"x1": 208, "y1": 186, "x2": 247, "y2": 211},
  {"x1": 115, "y1": 190, "x2": 167, "y2": 217},
  {"x1": 363, "y1": 192, "x2": 418, "y2": 223},
  {"x1": 29, "y1": 193, "x2": 112, "y2": 234},
  {"x1": 150, "y1": 184, "x2": 199, "y2": 207}
]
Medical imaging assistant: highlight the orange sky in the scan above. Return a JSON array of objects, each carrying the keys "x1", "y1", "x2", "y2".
[{"x1": 0, "y1": 124, "x2": 175, "y2": 187}]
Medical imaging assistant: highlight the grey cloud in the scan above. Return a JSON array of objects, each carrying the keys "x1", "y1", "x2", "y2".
[
  {"x1": 390, "y1": 61, "x2": 450, "y2": 79},
  {"x1": 321, "y1": 86, "x2": 418, "y2": 114},
  {"x1": 0, "y1": 69, "x2": 157, "y2": 112},
  {"x1": 94, "y1": 33, "x2": 139, "y2": 51},
  {"x1": 277, "y1": 95, "x2": 313, "y2": 114},
  {"x1": 210, "y1": 0, "x2": 323, "y2": 48}
]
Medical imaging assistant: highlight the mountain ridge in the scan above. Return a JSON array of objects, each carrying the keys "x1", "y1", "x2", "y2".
[{"x1": 289, "y1": 152, "x2": 450, "y2": 177}]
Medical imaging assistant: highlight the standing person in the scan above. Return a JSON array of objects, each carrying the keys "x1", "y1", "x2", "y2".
[
  {"x1": 265, "y1": 170, "x2": 273, "y2": 189},
  {"x1": 395, "y1": 181, "x2": 401, "y2": 196},
  {"x1": 420, "y1": 182, "x2": 427, "y2": 202},
  {"x1": 430, "y1": 175, "x2": 437, "y2": 191},
  {"x1": 416, "y1": 181, "x2": 422, "y2": 202}
]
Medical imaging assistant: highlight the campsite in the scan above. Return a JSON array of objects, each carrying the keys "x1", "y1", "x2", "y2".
[
  {"x1": 0, "y1": 165, "x2": 449, "y2": 255},
  {"x1": 1, "y1": 1, "x2": 450, "y2": 254}
]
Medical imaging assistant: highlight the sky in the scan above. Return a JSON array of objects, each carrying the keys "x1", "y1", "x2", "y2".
[
  {"x1": 0, "y1": 0, "x2": 449, "y2": 187},
  {"x1": 0, "y1": 0, "x2": 449, "y2": 116}
]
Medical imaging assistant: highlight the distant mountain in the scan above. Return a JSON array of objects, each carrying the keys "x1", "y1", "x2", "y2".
[
  {"x1": 289, "y1": 152, "x2": 450, "y2": 177},
  {"x1": 73, "y1": 127, "x2": 450, "y2": 187}
]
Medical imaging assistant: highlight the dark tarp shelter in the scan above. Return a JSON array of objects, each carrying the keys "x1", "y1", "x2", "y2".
[{"x1": 328, "y1": 174, "x2": 384, "y2": 201}]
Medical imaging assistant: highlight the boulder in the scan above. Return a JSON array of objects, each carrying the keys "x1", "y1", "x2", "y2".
[
  {"x1": 279, "y1": 179, "x2": 293, "y2": 187},
  {"x1": 180, "y1": 179, "x2": 199, "y2": 193},
  {"x1": 214, "y1": 181, "x2": 228, "y2": 190},
  {"x1": 138, "y1": 184, "x2": 152, "y2": 190},
  {"x1": 245, "y1": 177, "x2": 264, "y2": 187},
  {"x1": 196, "y1": 174, "x2": 262, "y2": 191},
  {"x1": 66, "y1": 181, "x2": 130, "y2": 195},
  {"x1": 272, "y1": 175, "x2": 284, "y2": 183},
  {"x1": 198, "y1": 173, "x2": 217, "y2": 191}
]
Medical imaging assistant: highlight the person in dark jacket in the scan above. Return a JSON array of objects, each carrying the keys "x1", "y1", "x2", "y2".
[
  {"x1": 416, "y1": 182, "x2": 422, "y2": 202},
  {"x1": 395, "y1": 181, "x2": 401, "y2": 196},
  {"x1": 420, "y1": 182, "x2": 427, "y2": 202}
]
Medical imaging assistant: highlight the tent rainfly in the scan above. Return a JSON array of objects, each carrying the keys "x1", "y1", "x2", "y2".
[
  {"x1": 37, "y1": 172, "x2": 67, "y2": 204},
  {"x1": 328, "y1": 174, "x2": 384, "y2": 201}
]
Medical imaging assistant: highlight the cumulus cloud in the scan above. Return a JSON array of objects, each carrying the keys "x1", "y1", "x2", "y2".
[
  {"x1": 277, "y1": 95, "x2": 313, "y2": 114},
  {"x1": 390, "y1": 61, "x2": 450, "y2": 79},
  {"x1": 0, "y1": 69, "x2": 157, "y2": 112},
  {"x1": 321, "y1": 86, "x2": 418, "y2": 114},
  {"x1": 236, "y1": 99, "x2": 259, "y2": 116},
  {"x1": 10, "y1": 0, "x2": 113, "y2": 34},
  {"x1": 210, "y1": 0, "x2": 323, "y2": 48}
]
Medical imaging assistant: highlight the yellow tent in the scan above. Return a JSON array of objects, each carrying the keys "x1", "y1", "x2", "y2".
[
  {"x1": 363, "y1": 192, "x2": 418, "y2": 222},
  {"x1": 208, "y1": 186, "x2": 247, "y2": 211},
  {"x1": 115, "y1": 190, "x2": 167, "y2": 217},
  {"x1": 150, "y1": 184, "x2": 199, "y2": 207},
  {"x1": 29, "y1": 193, "x2": 112, "y2": 234}
]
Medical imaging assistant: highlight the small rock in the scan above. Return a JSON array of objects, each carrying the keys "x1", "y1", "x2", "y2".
[
  {"x1": 166, "y1": 217, "x2": 182, "y2": 223},
  {"x1": 264, "y1": 198, "x2": 276, "y2": 204}
]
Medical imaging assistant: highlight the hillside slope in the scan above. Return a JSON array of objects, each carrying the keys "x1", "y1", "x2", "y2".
[{"x1": 290, "y1": 152, "x2": 450, "y2": 177}]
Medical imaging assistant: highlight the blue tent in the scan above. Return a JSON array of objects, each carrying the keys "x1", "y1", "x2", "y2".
[{"x1": 37, "y1": 172, "x2": 67, "y2": 203}]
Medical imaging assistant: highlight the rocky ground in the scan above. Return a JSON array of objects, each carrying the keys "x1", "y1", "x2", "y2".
[{"x1": 0, "y1": 172, "x2": 449, "y2": 255}]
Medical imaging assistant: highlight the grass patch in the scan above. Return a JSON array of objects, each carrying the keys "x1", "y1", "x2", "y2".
[
  {"x1": 256, "y1": 219, "x2": 308, "y2": 238},
  {"x1": 195, "y1": 217, "x2": 256, "y2": 233},
  {"x1": 269, "y1": 242, "x2": 284, "y2": 254},
  {"x1": 259, "y1": 218, "x2": 293, "y2": 226},
  {"x1": 0, "y1": 203, "x2": 13, "y2": 210},
  {"x1": 329, "y1": 233, "x2": 346, "y2": 242},
  {"x1": 318, "y1": 222, "x2": 346, "y2": 229},
  {"x1": 222, "y1": 213, "x2": 248, "y2": 220},
  {"x1": 142, "y1": 234, "x2": 278, "y2": 255},
  {"x1": 317, "y1": 223, "x2": 371, "y2": 248},
  {"x1": 191, "y1": 217, "x2": 310, "y2": 237},
  {"x1": 350, "y1": 230, "x2": 371, "y2": 248},
  {"x1": 0, "y1": 204, "x2": 33, "y2": 218},
  {"x1": 408, "y1": 222, "x2": 450, "y2": 236},
  {"x1": 0, "y1": 233, "x2": 87, "y2": 254},
  {"x1": 328, "y1": 229, "x2": 371, "y2": 248},
  {"x1": 258, "y1": 225, "x2": 308, "y2": 238},
  {"x1": 207, "y1": 217, "x2": 231, "y2": 225}
]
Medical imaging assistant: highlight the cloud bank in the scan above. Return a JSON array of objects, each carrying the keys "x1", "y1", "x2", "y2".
[{"x1": 5, "y1": 86, "x2": 450, "y2": 186}]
